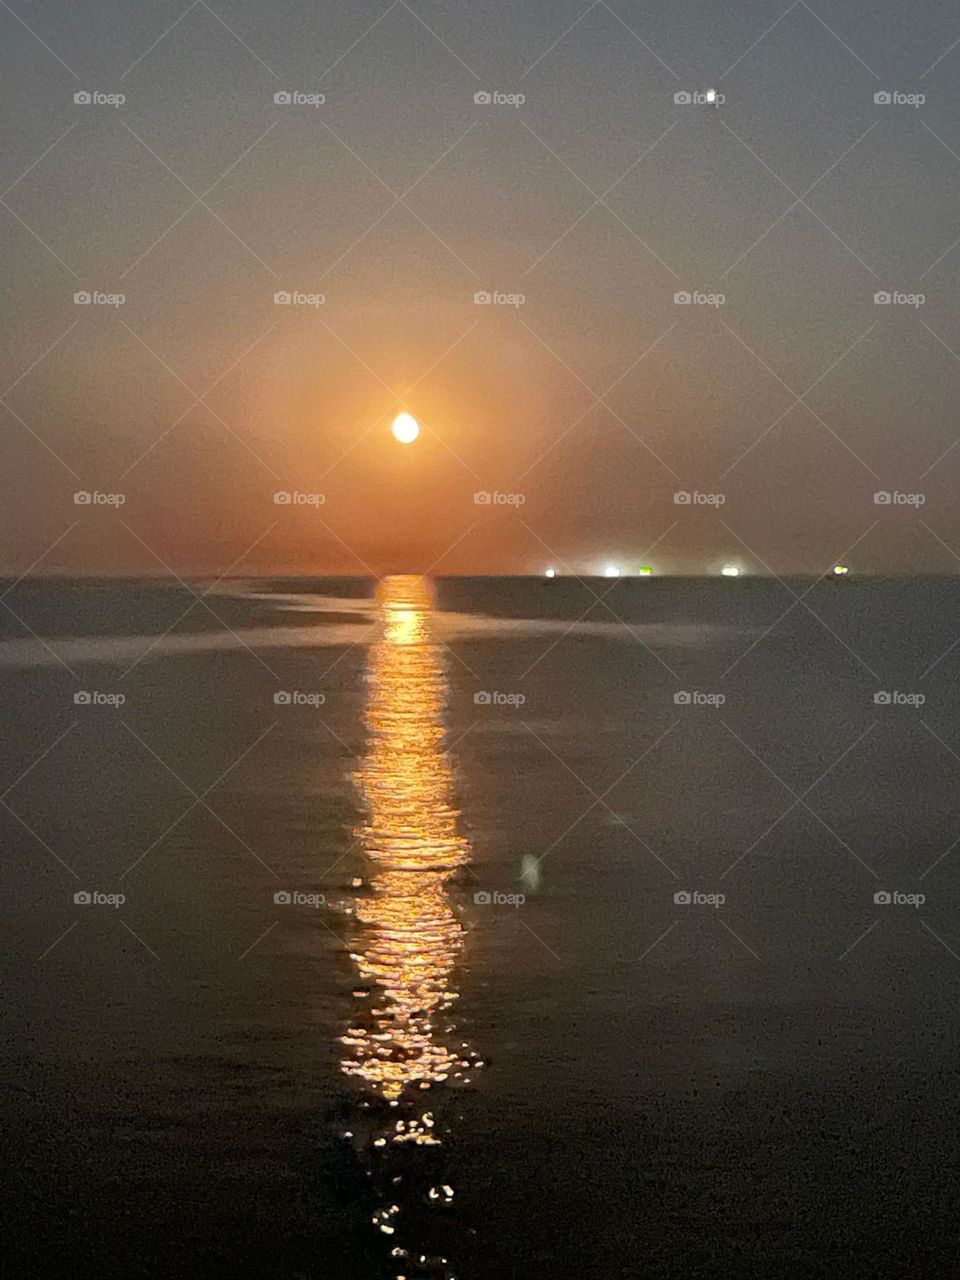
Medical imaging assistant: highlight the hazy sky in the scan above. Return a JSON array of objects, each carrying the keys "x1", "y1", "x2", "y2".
[{"x1": 3, "y1": 0, "x2": 960, "y2": 575}]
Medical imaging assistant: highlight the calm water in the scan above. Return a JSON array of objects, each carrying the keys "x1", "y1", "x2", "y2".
[{"x1": 3, "y1": 575, "x2": 960, "y2": 1277}]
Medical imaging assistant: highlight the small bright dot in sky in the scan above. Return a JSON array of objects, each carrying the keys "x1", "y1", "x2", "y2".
[
  {"x1": 721, "y1": 564, "x2": 740, "y2": 577},
  {"x1": 544, "y1": 567, "x2": 556, "y2": 578},
  {"x1": 603, "y1": 564, "x2": 620, "y2": 578},
  {"x1": 705, "y1": 89, "x2": 717, "y2": 103},
  {"x1": 391, "y1": 412, "x2": 420, "y2": 444}
]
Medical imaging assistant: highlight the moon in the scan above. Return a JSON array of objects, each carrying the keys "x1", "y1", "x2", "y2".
[{"x1": 391, "y1": 412, "x2": 420, "y2": 444}]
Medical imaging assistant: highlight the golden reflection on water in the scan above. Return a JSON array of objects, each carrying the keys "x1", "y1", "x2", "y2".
[{"x1": 341, "y1": 575, "x2": 472, "y2": 1118}]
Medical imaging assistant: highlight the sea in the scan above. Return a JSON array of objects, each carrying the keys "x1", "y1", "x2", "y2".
[{"x1": 3, "y1": 574, "x2": 960, "y2": 1278}]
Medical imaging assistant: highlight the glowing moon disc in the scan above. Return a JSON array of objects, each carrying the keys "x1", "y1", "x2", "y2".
[{"x1": 391, "y1": 413, "x2": 420, "y2": 444}]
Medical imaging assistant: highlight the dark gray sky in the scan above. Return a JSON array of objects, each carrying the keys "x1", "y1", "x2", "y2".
[{"x1": 3, "y1": 0, "x2": 960, "y2": 575}]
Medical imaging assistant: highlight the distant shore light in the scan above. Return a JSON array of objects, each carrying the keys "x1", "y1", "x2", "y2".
[
  {"x1": 638, "y1": 566, "x2": 653, "y2": 577},
  {"x1": 544, "y1": 567, "x2": 556, "y2": 578},
  {"x1": 603, "y1": 564, "x2": 621, "y2": 578},
  {"x1": 833, "y1": 564, "x2": 849, "y2": 576},
  {"x1": 721, "y1": 564, "x2": 740, "y2": 577}
]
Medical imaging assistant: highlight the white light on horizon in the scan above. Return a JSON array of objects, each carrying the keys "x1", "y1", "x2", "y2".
[
  {"x1": 544, "y1": 567, "x2": 556, "y2": 578},
  {"x1": 833, "y1": 564, "x2": 849, "y2": 576},
  {"x1": 721, "y1": 564, "x2": 740, "y2": 577},
  {"x1": 603, "y1": 564, "x2": 621, "y2": 578}
]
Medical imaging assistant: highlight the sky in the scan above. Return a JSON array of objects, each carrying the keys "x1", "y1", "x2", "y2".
[{"x1": 3, "y1": 0, "x2": 960, "y2": 576}]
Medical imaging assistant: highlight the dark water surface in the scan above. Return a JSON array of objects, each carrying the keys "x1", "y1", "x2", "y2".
[{"x1": 3, "y1": 575, "x2": 960, "y2": 1277}]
